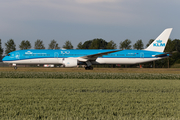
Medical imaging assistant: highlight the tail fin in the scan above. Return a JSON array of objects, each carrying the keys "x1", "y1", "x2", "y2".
[{"x1": 145, "y1": 28, "x2": 173, "y2": 52}]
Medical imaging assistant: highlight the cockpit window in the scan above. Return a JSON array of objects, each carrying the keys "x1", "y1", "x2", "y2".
[{"x1": 7, "y1": 54, "x2": 10, "y2": 56}]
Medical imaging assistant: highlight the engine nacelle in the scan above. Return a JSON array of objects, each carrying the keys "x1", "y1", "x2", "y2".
[{"x1": 62, "y1": 58, "x2": 78, "y2": 67}]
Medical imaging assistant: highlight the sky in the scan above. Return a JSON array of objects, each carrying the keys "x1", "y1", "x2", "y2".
[{"x1": 0, "y1": 0, "x2": 180, "y2": 51}]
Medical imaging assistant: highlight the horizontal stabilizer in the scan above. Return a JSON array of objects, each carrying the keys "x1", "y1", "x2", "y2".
[
  {"x1": 154, "y1": 53, "x2": 171, "y2": 57},
  {"x1": 154, "y1": 51, "x2": 177, "y2": 57}
]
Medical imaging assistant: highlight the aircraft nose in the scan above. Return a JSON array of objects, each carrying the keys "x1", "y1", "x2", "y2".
[{"x1": 2, "y1": 56, "x2": 7, "y2": 62}]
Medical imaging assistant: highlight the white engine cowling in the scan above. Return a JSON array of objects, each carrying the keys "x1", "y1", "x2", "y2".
[{"x1": 62, "y1": 58, "x2": 78, "y2": 67}]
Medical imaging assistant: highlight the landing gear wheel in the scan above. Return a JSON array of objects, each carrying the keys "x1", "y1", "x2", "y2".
[
  {"x1": 14, "y1": 66, "x2": 17, "y2": 70},
  {"x1": 89, "y1": 66, "x2": 93, "y2": 70},
  {"x1": 85, "y1": 66, "x2": 93, "y2": 70}
]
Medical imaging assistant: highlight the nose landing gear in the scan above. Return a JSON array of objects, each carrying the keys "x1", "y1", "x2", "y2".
[
  {"x1": 12, "y1": 64, "x2": 17, "y2": 70},
  {"x1": 14, "y1": 66, "x2": 17, "y2": 70}
]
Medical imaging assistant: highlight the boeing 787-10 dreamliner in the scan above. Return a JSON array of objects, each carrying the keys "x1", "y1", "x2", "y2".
[{"x1": 3, "y1": 28, "x2": 173, "y2": 70}]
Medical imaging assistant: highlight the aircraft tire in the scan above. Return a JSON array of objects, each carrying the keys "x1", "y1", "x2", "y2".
[
  {"x1": 85, "y1": 66, "x2": 93, "y2": 70},
  {"x1": 85, "y1": 67, "x2": 89, "y2": 70},
  {"x1": 90, "y1": 66, "x2": 93, "y2": 70},
  {"x1": 14, "y1": 66, "x2": 17, "y2": 70}
]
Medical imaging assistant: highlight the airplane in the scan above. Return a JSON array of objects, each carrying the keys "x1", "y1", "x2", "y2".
[{"x1": 2, "y1": 28, "x2": 173, "y2": 70}]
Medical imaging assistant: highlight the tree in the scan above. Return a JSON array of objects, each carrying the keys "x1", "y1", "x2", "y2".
[
  {"x1": 5, "y1": 39, "x2": 16, "y2": 55},
  {"x1": 48, "y1": 39, "x2": 60, "y2": 49},
  {"x1": 0, "y1": 39, "x2": 3, "y2": 57},
  {"x1": 167, "y1": 39, "x2": 180, "y2": 66},
  {"x1": 146, "y1": 39, "x2": 154, "y2": 48},
  {"x1": 63, "y1": 41, "x2": 73, "y2": 49},
  {"x1": 119, "y1": 39, "x2": 131, "y2": 50},
  {"x1": 106, "y1": 40, "x2": 117, "y2": 49},
  {"x1": 164, "y1": 39, "x2": 175, "y2": 52},
  {"x1": 172, "y1": 39, "x2": 180, "y2": 52},
  {"x1": 81, "y1": 40, "x2": 92, "y2": 49},
  {"x1": 77, "y1": 42, "x2": 83, "y2": 49},
  {"x1": 133, "y1": 39, "x2": 144, "y2": 50},
  {"x1": 19, "y1": 40, "x2": 31, "y2": 50},
  {"x1": 89, "y1": 38, "x2": 108, "y2": 49},
  {"x1": 34, "y1": 39, "x2": 45, "y2": 49}
]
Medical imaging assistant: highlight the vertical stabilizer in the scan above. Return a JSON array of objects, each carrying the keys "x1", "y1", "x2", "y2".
[{"x1": 145, "y1": 28, "x2": 173, "y2": 52}]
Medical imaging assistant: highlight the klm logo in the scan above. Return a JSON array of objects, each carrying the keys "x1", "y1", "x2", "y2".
[{"x1": 153, "y1": 40, "x2": 165, "y2": 47}]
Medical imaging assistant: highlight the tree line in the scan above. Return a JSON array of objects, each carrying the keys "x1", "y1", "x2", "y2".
[
  {"x1": 0, "y1": 38, "x2": 148, "y2": 55},
  {"x1": 0, "y1": 38, "x2": 180, "y2": 67}
]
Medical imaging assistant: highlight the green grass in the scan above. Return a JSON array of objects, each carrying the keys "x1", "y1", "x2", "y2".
[
  {"x1": 171, "y1": 64, "x2": 180, "y2": 68},
  {"x1": 1, "y1": 71, "x2": 180, "y2": 79},
  {"x1": 0, "y1": 78, "x2": 180, "y2": 119},
  {"x1": 2, "y1": 67, "x2": 180, "y2": 74}
]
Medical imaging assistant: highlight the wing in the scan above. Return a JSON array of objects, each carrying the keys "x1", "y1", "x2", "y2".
[{"x1": 80, "y1": 50, "x2": 121, "y2": 61}]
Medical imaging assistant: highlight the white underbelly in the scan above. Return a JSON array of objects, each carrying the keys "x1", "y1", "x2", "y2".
[
  {"x1": 96, "y1": 58, "x2": 162, "y2": 64},
  {"x1": 4, "y1": 58, "x2": 64, "y2": 64}
]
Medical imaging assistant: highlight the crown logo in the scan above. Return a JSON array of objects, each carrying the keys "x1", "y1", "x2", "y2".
[
  {"x1": 156, "y1": 40, "x2": 162, "y2": 43},
  {"x1": 25, "y1": 51, "x2": 33, "y2": 54}
]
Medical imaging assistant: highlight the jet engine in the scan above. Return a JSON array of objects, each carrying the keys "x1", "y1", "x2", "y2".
[{"x1": 62, "y1": 58, "x2": 78, "y2": 67}]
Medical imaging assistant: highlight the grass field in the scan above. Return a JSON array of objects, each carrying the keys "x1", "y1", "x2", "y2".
[
  {"x1": 1, "y1": 78, "x2": 180, "y2": 119},
  {"x1": 1, "y1": 67, "x2": 180, "y2": 74}
]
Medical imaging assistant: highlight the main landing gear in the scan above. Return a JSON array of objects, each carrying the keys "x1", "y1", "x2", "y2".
[
  {"x1": 85, "y1": 61, "x2": 93, "y2": 70},
  {"x1": 85, "y1": 66, "x2": 93, "y2": 70}
]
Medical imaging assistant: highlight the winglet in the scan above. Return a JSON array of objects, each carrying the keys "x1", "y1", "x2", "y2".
[{"x1": 145, "y1": 28, "x2": 173, "y2": 52}]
